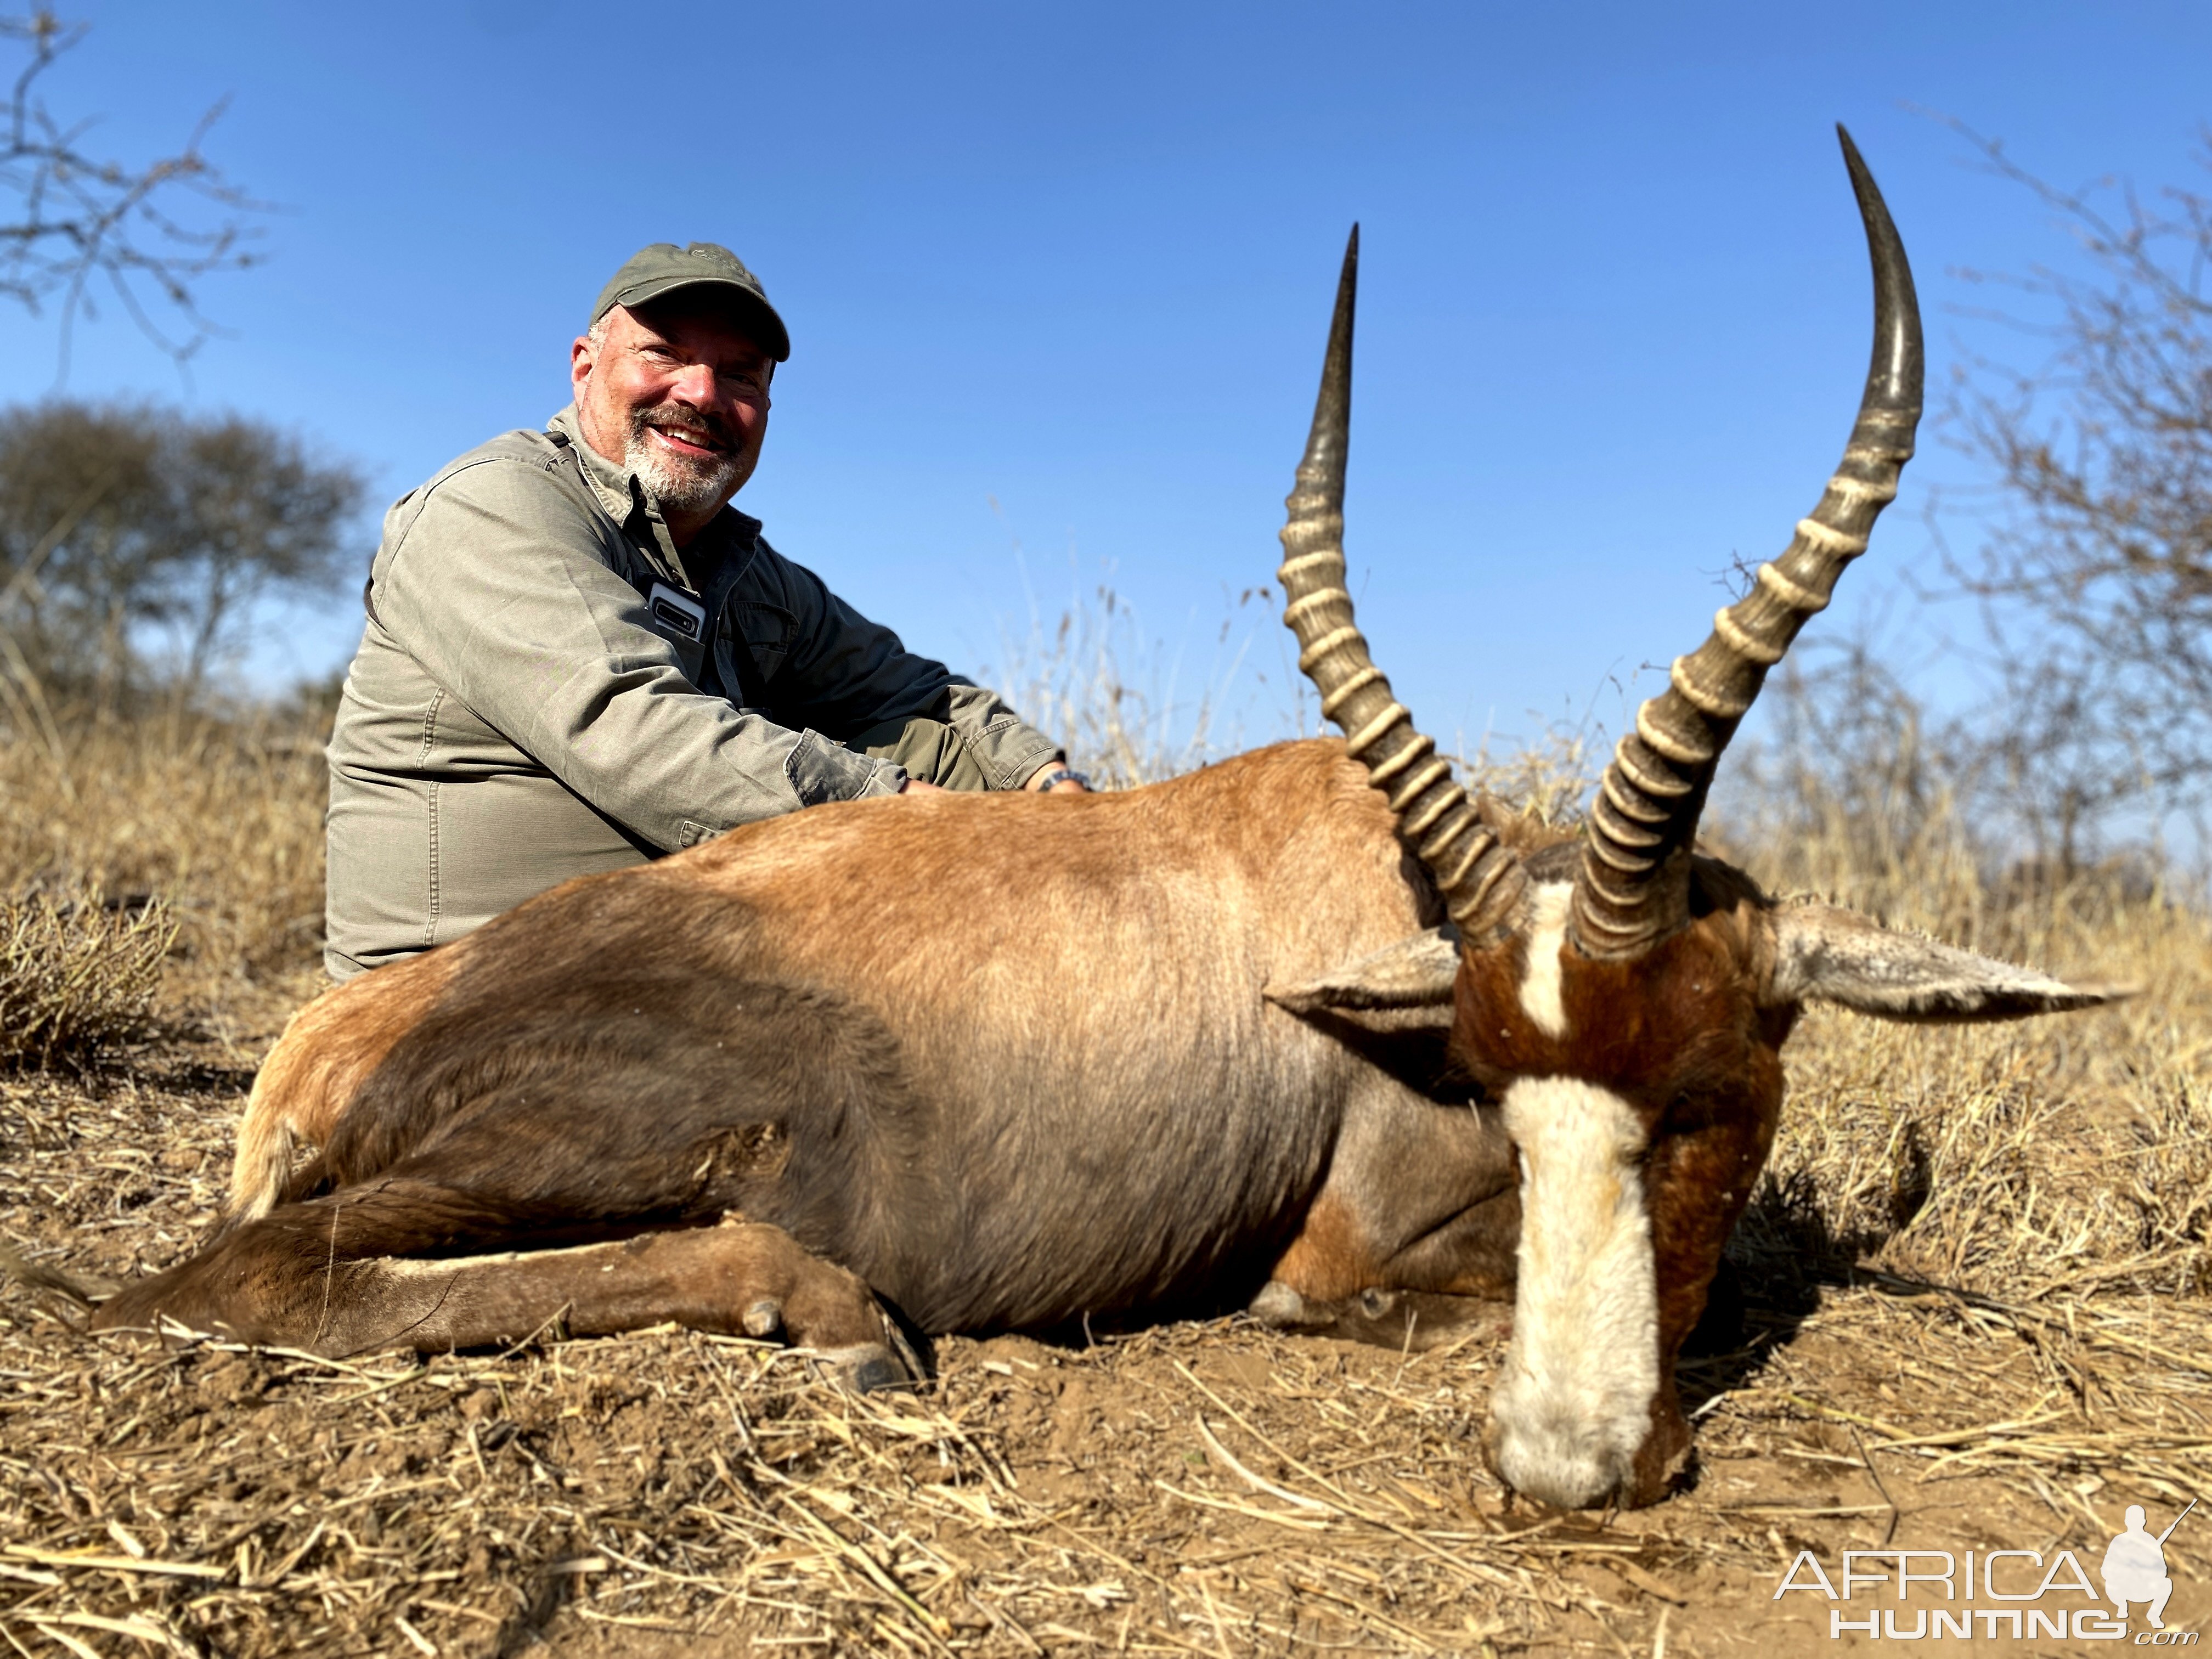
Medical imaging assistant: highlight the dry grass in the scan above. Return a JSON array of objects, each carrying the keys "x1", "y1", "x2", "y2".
[
  {"x1": 0, "y1": 706, "x2": 2207, "y2": 1655},
  {"x1": 0, "y1": 891, "x2": 176, "y2": 1069},
  {"x1": 0, "y1": 707, "x2": 329, "y2": 1031},
  {"x1": 1709, "y1": 774, "x2": 2212, "y2": 1307},
  {"x1": 989, "y1": 582, "x2": 1291, "y2": 789}
]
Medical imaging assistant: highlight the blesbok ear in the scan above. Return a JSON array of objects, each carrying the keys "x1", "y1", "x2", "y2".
[
  {"x1": 1765, "y1": 904, "x2": 2134, "y2": 1023},
  {"x1": 1265, "y1": 927, "x2": 1460, "y2": 1031}
]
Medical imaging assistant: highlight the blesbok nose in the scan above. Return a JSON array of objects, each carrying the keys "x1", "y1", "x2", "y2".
[{"x1": 1485, "y1": 1075, "x2": 1659, "y2": 1510}]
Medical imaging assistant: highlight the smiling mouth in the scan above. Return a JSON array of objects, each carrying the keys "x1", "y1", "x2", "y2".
[{"x1": 644, "y1": 419, "x2": 730, "y2": 456}]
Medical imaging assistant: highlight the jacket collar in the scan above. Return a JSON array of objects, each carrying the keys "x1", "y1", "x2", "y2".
[{"x1": 547, "y1": 404, "x2": 763, "y2": 591}]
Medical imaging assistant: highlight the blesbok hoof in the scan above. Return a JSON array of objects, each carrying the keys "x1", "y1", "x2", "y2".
[
  {"x1": 814, "y1": 1341, "x2": 911, "y2": 1394},
  {"x1": 1248, "y1": 1280, "x2": 1308, "y2": 1327},
  {"x1": 1249, "y1": 1280, "x2": 1510, "y2": 1352},
  {"x1": 741, "y1": 1297, "x2": 785, "y2": 1338}
]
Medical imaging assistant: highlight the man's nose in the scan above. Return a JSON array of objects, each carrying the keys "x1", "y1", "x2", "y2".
[{"x1": 665, "y1": 361, "x2": 721, "y2": 406}]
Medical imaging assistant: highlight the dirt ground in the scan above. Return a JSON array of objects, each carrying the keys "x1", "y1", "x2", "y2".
[{"x1": 2, "y1": 983, "x2": 2205, "y2": 1658}]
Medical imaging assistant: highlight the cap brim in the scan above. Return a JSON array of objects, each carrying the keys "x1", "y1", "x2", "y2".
[{"x1": 604, "y1": 276, "x2": 791, "y2": 362}]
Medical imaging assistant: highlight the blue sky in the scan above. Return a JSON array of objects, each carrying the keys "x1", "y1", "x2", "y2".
[{"x1": 7, "y1": 1, "x2": 2208, "y2": 768}]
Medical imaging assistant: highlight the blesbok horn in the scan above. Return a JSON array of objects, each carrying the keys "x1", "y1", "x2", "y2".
[
  {"x1": 1569, "y1": 126, "x2": 1924, "y2": 958},
  {"x1": 1277, "y1": 227, "x2": 1527, "y2": 940}
]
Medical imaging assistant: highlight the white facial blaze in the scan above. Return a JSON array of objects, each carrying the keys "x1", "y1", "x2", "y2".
[
  {"x1": 1491, "y1": 1077, "x2": 1658, "y2": 1509},
  {"x1": 1516, "y1": 881, "x2": 1573, "y2": 1039}
]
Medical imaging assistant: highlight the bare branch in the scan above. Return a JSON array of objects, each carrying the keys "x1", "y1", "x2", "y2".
[
  {"x1": 0, "y1": 7, "x2": 269, "y2": 378},
  {"x1": 1932, "y1": 120, "x2": 2212, "y2": 854}
]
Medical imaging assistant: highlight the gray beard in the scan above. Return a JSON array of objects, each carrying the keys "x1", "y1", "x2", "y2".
[{"x1": 624, "y1": 419, "x2": 746, "y2": 516}]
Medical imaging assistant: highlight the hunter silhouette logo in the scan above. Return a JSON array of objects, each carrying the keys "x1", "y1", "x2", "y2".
[
  {"x1": 2106, "y1": 1500, "x2": 2195, "y2": 1630},
  {"x1": 1773, "y1": 1498, "x2": 2198, "y2": 1641}
]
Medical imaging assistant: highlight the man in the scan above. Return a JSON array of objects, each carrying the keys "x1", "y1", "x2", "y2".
[{"x1": 325, "y1": 242, "x2": 1084, "y2": 980}]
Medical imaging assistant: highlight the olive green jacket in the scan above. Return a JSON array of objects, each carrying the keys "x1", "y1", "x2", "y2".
[{"x1": 324, "y1": 407, "x2": 1059, "y2": 980}]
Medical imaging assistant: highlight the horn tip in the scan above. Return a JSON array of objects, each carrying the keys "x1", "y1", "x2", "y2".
[{"x1": 1835, "y1": 122, "x2": 1871, "y2": 185}]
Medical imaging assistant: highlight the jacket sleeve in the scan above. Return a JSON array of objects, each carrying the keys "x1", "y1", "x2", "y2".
[
  {"x1": 757, "y1": 544, "x2": 1064, "y2": 789},
  {"x1": 374, "y1": 456, "x2": 906, "y2": 852}
]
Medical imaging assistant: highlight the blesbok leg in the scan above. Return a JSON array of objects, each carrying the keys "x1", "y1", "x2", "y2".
[
  {"x1": 89, "y1": 1184, "x2": 902, "y2": 1386},
  {"x1": 1252, "y1": 1086, "x2": 1521, "y2": 1347},
  {"x1": 1251, "y1": 1191, "x2": 1521, "y2": 1348}
]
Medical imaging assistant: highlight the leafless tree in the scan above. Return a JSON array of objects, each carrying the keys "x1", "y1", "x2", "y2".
[
  {"x1": 1933, "y1": 121, "x2": 2212, "y2": 870},
  {"x1": 2, "y1": 7, "x2": 266, "y2": 375}
]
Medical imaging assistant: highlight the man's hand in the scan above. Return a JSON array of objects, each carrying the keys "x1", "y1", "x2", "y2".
[{"x1": 900, "y1": 779, "x2": 946, "y2": 795}]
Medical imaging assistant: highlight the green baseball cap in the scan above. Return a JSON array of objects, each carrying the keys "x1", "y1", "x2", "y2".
[{"x1": 590, "y1": 241, "x2": 791, "y2": 362}]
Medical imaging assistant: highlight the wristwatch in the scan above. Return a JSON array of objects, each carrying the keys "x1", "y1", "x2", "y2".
[{"x1": 1030, "y1": 766, "x2": 1092, "y2": 792}]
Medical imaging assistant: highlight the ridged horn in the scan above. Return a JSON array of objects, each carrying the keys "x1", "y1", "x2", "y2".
[
  {"x1": 1278, "y1": 226, "x2": 1527, "y2": 939},
  {"x1": 1569, "y1": 126, "x2": 1923, "y2": 959}
]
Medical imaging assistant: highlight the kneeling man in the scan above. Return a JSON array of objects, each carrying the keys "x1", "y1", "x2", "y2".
[
  {"x1": 326, "y1": 242, "x2": 1082, "y2": 979},
  {"x1": 2102, "y1": 1505, "x2": 2176, "y2": 1628}
]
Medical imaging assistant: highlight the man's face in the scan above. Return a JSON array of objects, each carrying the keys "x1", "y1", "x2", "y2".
[{"x1": 571, "y1": 298, "x2": 774, "y2": 523}]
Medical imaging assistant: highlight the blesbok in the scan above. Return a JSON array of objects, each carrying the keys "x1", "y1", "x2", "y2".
[{"x1": 76, "y1": 130, "x2": 2119, "y2": 1511}]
